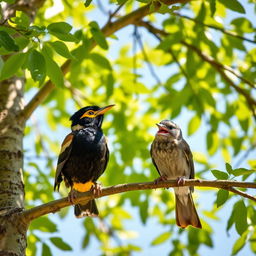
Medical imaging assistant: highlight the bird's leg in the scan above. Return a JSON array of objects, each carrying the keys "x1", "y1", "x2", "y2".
[
  {"x1": 176, "y1": 176, "x2": 186, "y2": 186},
  {"x1": 154, "y1": 174, "x2": 168, "y2": 184},
  {"x1": 68, "y1": 188, "x2": 78, "y2": 204},
  {"x1": 91, "y1": 182, "x2": 102, "y2": 196}
]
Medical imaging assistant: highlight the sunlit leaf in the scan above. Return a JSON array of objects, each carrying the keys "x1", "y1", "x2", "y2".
[
  {"x1": 216, "y1": 189, "x2": 229, "y2": 208},
  {"x1": 0, "y1": 31, "x2": 19, "y2": 51},
  {"x1": 218, "y1": 0, "x2": 245, "y2": 14},
  {"x1": 0, "y1": 52, "x2": 27, "y2": 80},
  {"x1": 42, "y1": 243, "x2": 52, "y2": 256},
  {"x1": 89, "y1": 21, "x2": 108, "y2": 50},
  {"x1": 50, "y1": 237, "x2": 72, "y2": 251},
  {"x1": 151, "y1": 232, "x2": 171, "y2": 246},
  {"x1": 211, "y1": 170, "x2": 229, "y2": 180},
  {"x1": 27, "y1": 49, "x2": 46, "y2": 83},
  {"x1": 188, "y1": 115, "x2": 201, "y2": 136}
]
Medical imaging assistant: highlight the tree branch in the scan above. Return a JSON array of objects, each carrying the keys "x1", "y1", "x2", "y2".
[
  {"x1": 175, "y1": 13, "x2": 256, "y2": 45},
  {"x1": 21, "y1": 179, "x2": 256, "y2": 223},
  {"x1": 19, "y1": 0, "x2": 189, "y2": 122},
  {"x1": 135, "y1": 20, "x2": 256, "y2": 119}
]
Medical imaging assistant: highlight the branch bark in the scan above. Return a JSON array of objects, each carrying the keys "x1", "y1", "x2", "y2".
[
  {"x1": 22, "y1": 179, "x2": 256, "y2": 223},
  {"x1": 19, "y1": 0, "x2": 190, "y2": 122}
]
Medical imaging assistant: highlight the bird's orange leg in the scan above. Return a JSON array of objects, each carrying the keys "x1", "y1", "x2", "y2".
[{"x1": 91, "y1": 182, "x2": 102, "y2": 196}]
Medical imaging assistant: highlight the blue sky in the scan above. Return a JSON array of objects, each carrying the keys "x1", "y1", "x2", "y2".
[{"x1": 23, "y1": 1, "x2": 256, "y2": 255}]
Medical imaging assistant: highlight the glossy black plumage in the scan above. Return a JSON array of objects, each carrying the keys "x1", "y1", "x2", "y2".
[{"x1": 54, "y1": 105, "x2": 113, "y2": 218}]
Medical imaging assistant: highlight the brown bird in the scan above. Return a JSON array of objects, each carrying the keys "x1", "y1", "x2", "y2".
[{"x1": 150, "y1": 120, "x2": 202, "y2": 229}]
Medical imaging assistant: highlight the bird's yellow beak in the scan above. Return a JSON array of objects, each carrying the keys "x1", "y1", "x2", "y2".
[{"x1": 95, "y1": 104, "x2": 115, "y2": 116}]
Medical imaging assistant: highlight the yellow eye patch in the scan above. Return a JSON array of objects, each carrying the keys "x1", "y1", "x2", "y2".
[{"x1": 80, "y1": 110, "x2": 96, "y2": 119}]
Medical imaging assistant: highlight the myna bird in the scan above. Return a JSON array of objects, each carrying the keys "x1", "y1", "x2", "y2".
[
  {"x1": 150, "y1": 120, "x2": 202, "y2": 229},
  {"x1": 54, "y1": 105, "x2": 114, "y2": 218}
]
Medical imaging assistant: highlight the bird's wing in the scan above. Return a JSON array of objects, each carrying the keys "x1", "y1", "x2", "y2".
[
  {"x1": 102, "y1": 137, "x2": 109, "y2": 173},
  {"x1": 150, "y1": 144, "x2": 161, "y2": 177},
  {"x1": 54, "y1": 132, "x2": 74, "y2": 191},
  {"x1": 180, "y1": 138, "x2": 195, "y2": 192}
]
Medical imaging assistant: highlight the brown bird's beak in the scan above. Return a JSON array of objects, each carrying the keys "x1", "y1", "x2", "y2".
[
  {"x1": 95, "y1": 104, "x2": 115, "y2": 116},
  {"x1": 156, "y1": 123, "x2": 169, "y2": 132}
]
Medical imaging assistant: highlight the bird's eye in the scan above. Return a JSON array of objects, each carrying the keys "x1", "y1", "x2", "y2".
[{"x1": 88, "y1": 111, "x2": 94, "y2": 116}]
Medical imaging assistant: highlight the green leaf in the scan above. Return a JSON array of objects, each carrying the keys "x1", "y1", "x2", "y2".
[
  {"x1": 84, "y1": 0, "x2": 93, "y2": 7},
  {"x1": 218, "y1": 0, "x2": 245, "y2": 14},
  {"x1": 3, "y1": 0, "x2": 16, "y2": 3},
  {"x1": 49, "y1": 41, "x2": 74, "y2": 59},
  {"x1": 0, "y1": 53, "x2": 27, "y2": 80},
  {"x1": 234, "y1": 200, "x2": 247, "y2": 235},
  {"x1": 47, "y1": 22, "x2": 72, "y2": 34},
  {"x1": 208, "y1": 0, "x2": 216, "y2": 16},
  {"x1": 151, "y1": 232, "x2": 171, "y2": 246},
  {"x1": 9, "y1": 11, "x2": 30, "y2": 29},
  {"x1": 0, "y1": 57, "x2": 4, "y2": 74},
  {"x1": 27, "y1": 50, "x2": 46, "y2": 83},
  {"x1": 42, "y1": 45, "x2": 64, "y2": 87},
  {"x1": 42, "y1": 243, "x2": 53, "y2": 256},
  {"x1": 188, "y1": 115, "x2": 201, "y2": 136},
  {"x1": 139, "y1": 200, "x2": 149, "y2": 224},
  {"x1": 225, "y1": 163, "x2": 233, "y2": 174},
  {"x1": 50, "y1": 237, "x2": 72, "y2": 251},
  {"x1": 231, "y1": 168, "x2": 254, "y2": 177},
  {"x1": 47, "y1": 22, "x2": 77, "y2": 42},
  {"x1": 216, "y1": 189, "x2": 229, "y2": 208},
  {"x1": 89, "y1": 53, "x2": 112, "y2": 70},
  {"x1": 0, "y1": 31, "x2": 19, "y2": 51},
  {"x1": 30, "y1": 216, "x2": 57, "y2": 232},
  {"x1": 232, "y1": 231, "x2": 248, "y2": 255},
  {"x1": 89, "y1": 21, "x2": 108, "y2": 50},
  {"x1": 106, "y1": 73, "x2": 114, "y2": 98},
  {"x1": 211, "y1": 170, "x2": 229, "y2": 180}
]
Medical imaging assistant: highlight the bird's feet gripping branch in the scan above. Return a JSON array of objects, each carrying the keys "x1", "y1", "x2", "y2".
[
  {"x1": 154, "y1": 174, "x2": 168, "y2": 185},
  {"x1": 176, "y1": 176, "x2": 186, "y2": 186},
  {"x1": 68, "y1": 182, "x2": 103, "y2": 204}
]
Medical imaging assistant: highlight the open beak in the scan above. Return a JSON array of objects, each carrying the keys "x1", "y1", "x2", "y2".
[
  {"x1": 156, "y1": 123, "x2": 170, "y2": 134},
  {"x1": 95, "y1": 104, "x2": 115, "y2": 116}
]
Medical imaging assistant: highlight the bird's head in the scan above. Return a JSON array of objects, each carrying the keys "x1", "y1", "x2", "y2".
[
  {"x1": 155, "y1": 120, "x2": 182, "y2": 140},
  {"x1": 70, "y1": 104, "x2": 115, "y2": 131}
]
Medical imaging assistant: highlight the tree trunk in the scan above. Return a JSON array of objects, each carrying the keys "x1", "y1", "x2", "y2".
[
  {"x1": 0, "y1": 1, "x2": 46, "y2": 255},
  {"x1": 0, "y1": 78, "x2": 26, "y2": 255}
]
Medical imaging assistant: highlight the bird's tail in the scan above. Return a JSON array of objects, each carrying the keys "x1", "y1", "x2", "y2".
[
  {"x1": 74, "y1": 199, "x2": 99, "y2": 218},
  {"x1": 175, "y1": 193, "x2": 202, "y2": 229}
]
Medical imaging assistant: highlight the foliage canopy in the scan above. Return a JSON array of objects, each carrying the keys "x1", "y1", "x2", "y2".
[{"x1": 0, "y1": 0, "x2": 255, "y2": 255}]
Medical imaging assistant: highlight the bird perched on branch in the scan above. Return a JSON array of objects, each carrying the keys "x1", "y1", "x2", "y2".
[
  {"x1": 54, "y1": 105, "x2": 114, "y2": 218},
  {"x1": 150, "y1": 120, "x2": 202, "y2": 229}
]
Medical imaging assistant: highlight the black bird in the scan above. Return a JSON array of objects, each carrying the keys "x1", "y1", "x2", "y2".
[
  {"x1": 151, "y1": 120, "x2": 202, "y2": 229},
  {"x1": 54, "y1": 105, "x2": 114, "y2": 218}
]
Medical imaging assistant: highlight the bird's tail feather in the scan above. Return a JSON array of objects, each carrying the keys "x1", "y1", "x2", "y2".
[
  {"x1": 175, "y1": 193, "x2": 202, "y2": 229},
  {"x1": 74, "y1": 199, "x2": 99, "y2": 218}
]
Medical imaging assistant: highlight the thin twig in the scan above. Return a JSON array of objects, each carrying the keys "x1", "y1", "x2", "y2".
[
  {"x1": 176, "y1": 13, "x2": 256, "y2": 45},
  {"x1": 228, "y1": 187, "x2": 256, "y2": 202},
  {"x1": 136, "y1": 20, "x2": 256, "y2": 90},
  {"x1": 234, "y1": 143, "x2": 256, "y2": 168},
  {"x1": 20, "y1": 0, "x2": 190, "y2": 122},
  {"x1": 21, "y1": 179, "x2": 256, "y2": 223},
  {"x1": 135, "y1": 27, "x2": 162, "y2": 84}
]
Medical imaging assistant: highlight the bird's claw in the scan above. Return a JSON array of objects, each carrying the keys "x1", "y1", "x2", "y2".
[
  {"x1": 91, "y1": 183, "x2": 102, "y2": 196},
  {"x1": 154, "y1": 175, "x2": 168, "y2": 184},
  {"x1": 176, "y1": 176, "x2": 186, "y2": 186},
  {"x1": 68, "y1": 189, "x2": 78, "y2": 205}
]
